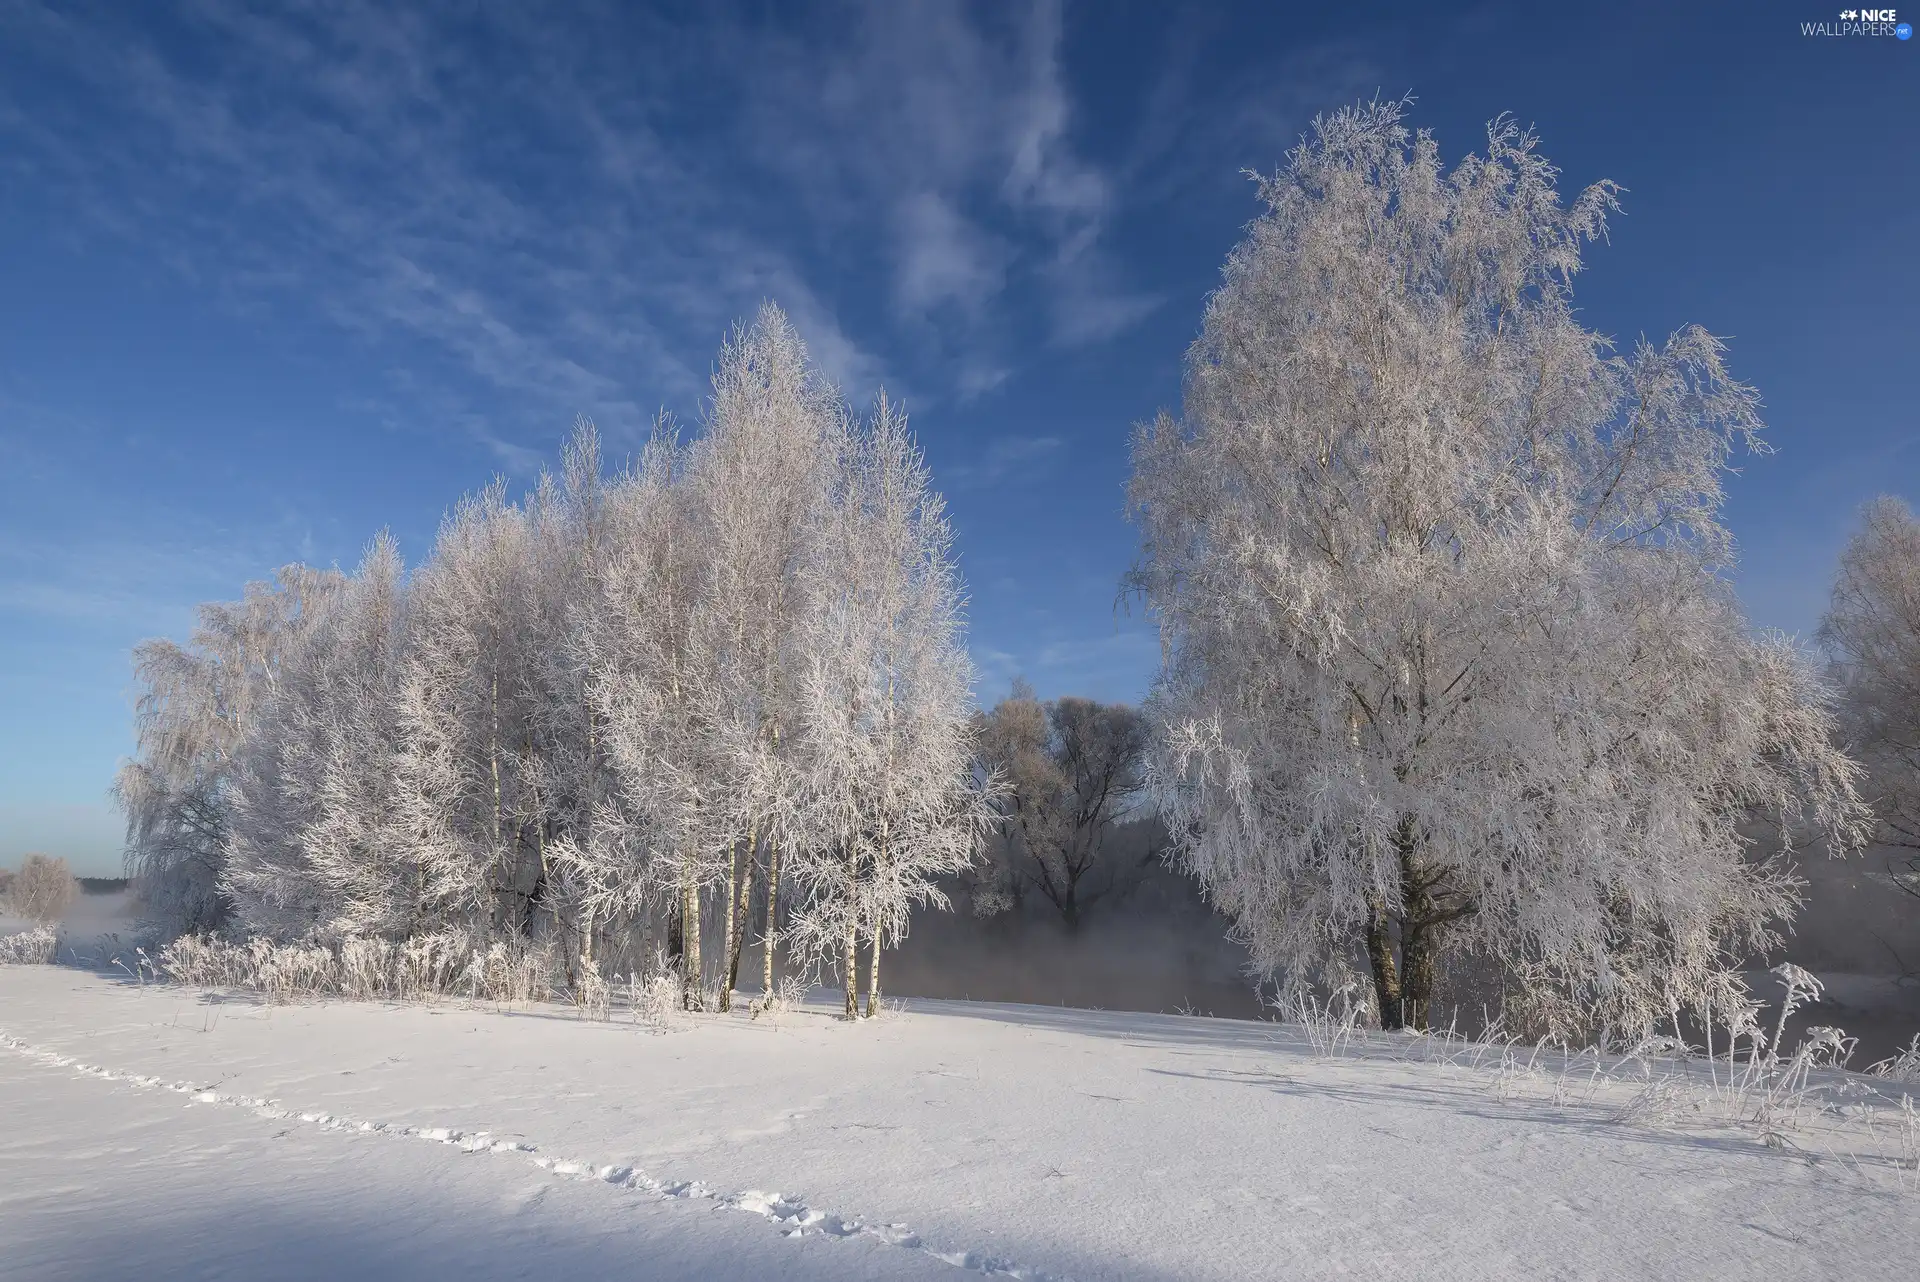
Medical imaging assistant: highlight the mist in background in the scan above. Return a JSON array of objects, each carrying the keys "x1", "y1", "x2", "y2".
[{"x1": 878, "y1": 820, "x2": 1920, "y2": 1062}]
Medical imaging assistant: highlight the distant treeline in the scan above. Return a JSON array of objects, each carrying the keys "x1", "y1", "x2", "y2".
[{"x1": 77, "y1": 877, "x2": 129, "y2": 895}]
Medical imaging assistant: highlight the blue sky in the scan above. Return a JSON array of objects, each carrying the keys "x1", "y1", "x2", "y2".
[{"x1": 1, "y1": 0, "x2": 1914, "y2": 874}]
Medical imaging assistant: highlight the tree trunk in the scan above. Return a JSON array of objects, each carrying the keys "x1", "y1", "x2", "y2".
[
  {"x1": 865, "y1": 937, "x2": 881, "y2": 1019},
  {"x1": 761, "y1": 840, "x2": 781, "y2": 994},
  {"x1": 490, "y1": 667, "x2": 505, "y2": 930},
  {"x1": 1364, "y1": 894, "x2": 1405, "y2": 1030},
  {"x1": 725, "y1": 822, "x2": 757, "y2": 1003},
  {"x1": 718, "y1": 840, "x2": 739, "y2": 1013},
  {"x1": 1395, "y1": 824, "x2": 1439, "y2": 1032},
  {"x1": 681, "y1": 875, "x2": 702, "y2": 1011},
  {"x1": 1400, "y1": 915, "x2": 1438, "y2": 1032},
  {"x1": 843, "y1": 842, "x2": 861, "y2": 1020},
  {"x1": 842, "y1": 919, "x2": 858, "y2": 1020}
]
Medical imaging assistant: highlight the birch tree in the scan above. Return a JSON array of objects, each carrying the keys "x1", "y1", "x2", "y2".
[
  {"x1": 119, "y1": 305, "x2": 989, "y2": 1000},
  {"x1": 115, "y1": 565, "x2": 343, "y2": 936},
  {"x1": 401, "y1": 484, "x2": 555, "y2": 937},
  {"x1": 687, "y1": 304, "x2": 841, "y2": 1007},
  {"x1": 225, "y1": 535, "x2": 419, "y2": 939},
  {"x1": 7, "y1": 854, "x2": 78, "y2": 924},
  {"x1": 789, "y1": 395, "x2": 991, "y2": 1018},
  {"x1": 1127, "y1": 100, "x2": 1870, "y2": 1035},
  {"x1": 566, "y1": 422, "x2": 735, "y2": 1007},
  {"x1": 513, "y1": 424, "x2": 619, "y2": 967}
]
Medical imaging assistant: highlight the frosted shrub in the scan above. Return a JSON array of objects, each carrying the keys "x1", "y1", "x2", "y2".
[
  {"x1": 752, "y1": 970, "x2": 813, "y2": 1023},
  {"x1": 249, "y1": 939, "x2": 338, "y2": 1003},
  {"x1": 573, "y1": 963, "x2": 613, "y2": 1021},
  {"x1": 462, "y1": 937, "x2": 561, "y2": 1006},
  {"x1": 0, "y1": 924, "x2": 58, "y2": 965},
  {"x1": 1275, "y1": 980, "x2": 1370, "y2": 1059},
  {"x1": 1869, "y1": 1034, "x2": 1920, "y2": 1084},
  {"x1": 157, "y1": 934, "x2": 247, "y2": 988},
  {"x1": 156, "y1": 931, "x2": 540, "y2": 1006},
  {"x1": 399, "y1": 931, "x2": 478, "y2": 998},
  {"x1": 633, "y1": 973, "x2": 683, "y2": 1030},
  {"x1": 337, "y1": 937, "x2": 396, "y2": 1000},
  {"x1": 625, "y1": 952, "x2": 684, "y2": 1033}
]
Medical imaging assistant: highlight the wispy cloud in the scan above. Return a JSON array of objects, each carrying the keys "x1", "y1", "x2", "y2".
[
  {"x1": 0, "y1": 1, "x2": 1346, "y2": 452},
  {"x1": 0, "y1": 533, "x2": 285, "y2": 631},
  {"x1": 894, "y1": 192, "x2": 1011, "y2": 321},
  {"x1": 0, "y1": 384, "x2": 324, "y2": 636},
  {"x1": 946, "y1": 435, "x2": 1066, "y2": 490},
  {"x1": 971, "y1": 627, "x2": 1161, "y2": 708},
  {"x1": 0, "y1": 2, "x2": 889, "y2": 461},
  {"x1": 701, "y1": 0, "x2": 1161, "y2": 375}
]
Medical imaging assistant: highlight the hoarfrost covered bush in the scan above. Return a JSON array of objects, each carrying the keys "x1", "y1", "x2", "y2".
[
  {"x1": 750, "y1": 970, "x2": 814, "y2": 1024},
  {"x1": 5, "y1": 854, "x2": 78, "y2": 923},
  {"x1": 1871, "y1": 1034, "x2": 1920, "y2": 1084},
  {"x1": 0, "y1": 924, "x2": 59, "y2": 965},
  {"x1": 1127, "y1": 99, "x2": 1870, "y2": 1036},
  {"x1": 1265, "y1": 961, "x2": 1916, "y2": 1170},
  {"x1": 626, "y1": 951, "x2": 688, "y2": 1032},
  {"x1": 116, "y1": 304, "x2": 991, "y2": 1022},
  {"x1": 155, "y1": 932, "x2": 566, "y2": 1006},
  {"x1": 572, "y1": 963, "x2": 613, "y2": 1021}
]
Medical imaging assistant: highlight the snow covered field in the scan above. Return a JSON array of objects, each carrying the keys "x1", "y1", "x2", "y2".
[{"x1": 3, "y1": 967, "x2": 1916, "y2": 1282}]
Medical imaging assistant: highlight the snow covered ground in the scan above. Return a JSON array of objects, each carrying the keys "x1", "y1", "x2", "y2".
[{"x1": 2, "y1": 966, "x2": 1916, "y2": 1282}]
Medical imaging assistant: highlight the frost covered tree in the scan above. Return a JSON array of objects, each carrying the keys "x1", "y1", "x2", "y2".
[
  {"x1": 684, "y1": 305, "x2": 842, "y2": 1008},
  {"x1": 519, "y1": 424, "x2": 620, "y2": 966},
  {"x1": 975, "y1": 684, "x2": 1148, "y2": 930},
  {"x1": 789, "y1": 395, "x2": 992, "y2": 1018},
  {"x1": 7, "y1": 853, "x2": 77, "y2": 924},
  {"x1": 1126, "y1": 100, "x2": 1869, "y2": 1034},
  {"x1": 224, "y1": 536, "x2": 420, "y2": 939},
  {"x1": 564, "y1": 422, "x2": 734, "y2": 1008},
  {"x1": 1821, "y1": 496, "x2": 1920, "y2": 893},
  {"x1": 545, "y1": 434, "x2": 673, "y2": 971},
  {"x1": 397, "y1": 424, "x2": 618, "y2": 962},
  {"x1": 115, "y1": 566, "x2": 344, "y2": 935},
  {"x1": 401, "y1": 481, "x2": 558, "y2": 938},
  {"x1": 118, "y1": 306, "x2": 986, "y2": 1019}
]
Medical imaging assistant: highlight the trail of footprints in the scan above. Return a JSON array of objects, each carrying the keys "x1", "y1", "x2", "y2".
[{"x1": 0, "y1": 1029, "x2": 1059, "y2": 1281}]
